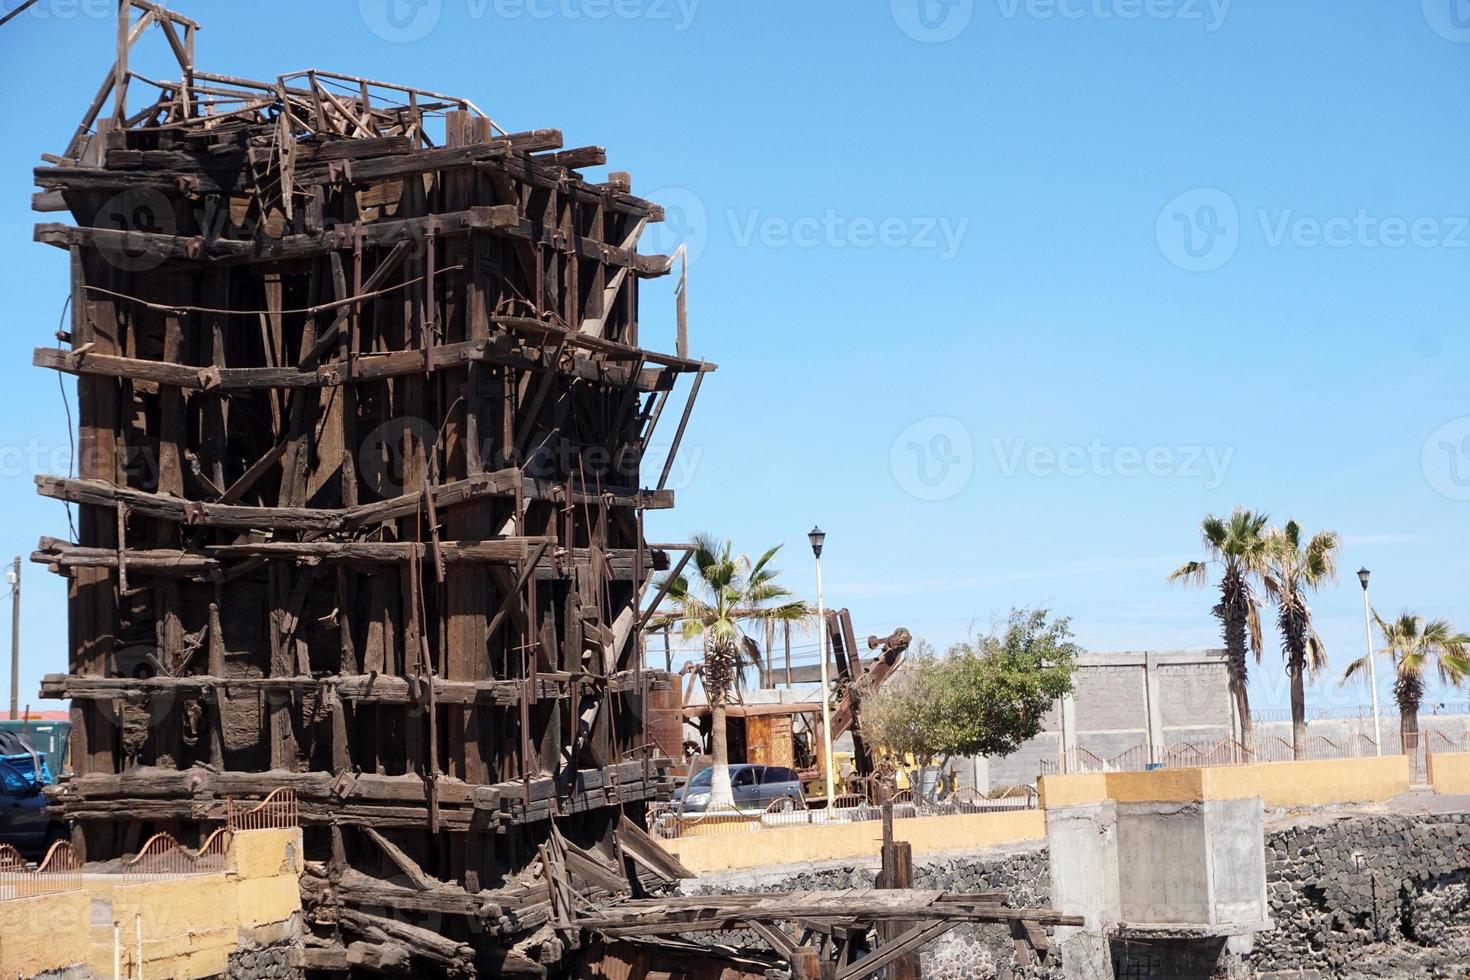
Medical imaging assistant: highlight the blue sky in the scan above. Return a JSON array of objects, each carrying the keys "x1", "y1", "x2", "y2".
[{"x1": 0, "y1": 0, "x2": 1467, "y2": 719}]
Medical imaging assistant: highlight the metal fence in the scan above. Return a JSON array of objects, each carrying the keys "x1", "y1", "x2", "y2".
[
  {"x1": 117, "y1": 829, "x2": 234, "y2": 882},
  {"x1": 648, "y1": 788, "x2": 1038, "y2": 841},
  {"x1": 227, "y1": 788, "x2": 300, "y2": 832},
  {"x1": 0, "y1": 841, "x2": 82, "y2": 900}
]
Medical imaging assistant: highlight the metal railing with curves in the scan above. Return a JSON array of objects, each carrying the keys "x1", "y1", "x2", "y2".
[
  {"x1": 118, "y1": 830, "x2": 235, "y2": 881},
  {"x1": 0, "y1": 840, "x2": 82, "y2": 899},
  {"x1": 226, "y1": 788, "x2": 299, "y2": 833}
]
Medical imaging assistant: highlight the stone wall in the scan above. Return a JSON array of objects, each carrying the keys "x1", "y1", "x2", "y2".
[
  {"x1": 227, "y1": 941, "x2": 304, "y2": 980},
  {"x1": 1250, "y1": 810, "x2": 1470, "y2": 977},
  {"x1": 685, "y1": 804, "x2": 1470, "y2": 979}
]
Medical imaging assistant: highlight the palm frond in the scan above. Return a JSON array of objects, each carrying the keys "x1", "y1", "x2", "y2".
[
  {"x1": 1169, "y1": 561, "x2": 1209, "y2": 587},
  {"x1": 1340, "y1": 654, "x2": 1370, "y2": 684}
]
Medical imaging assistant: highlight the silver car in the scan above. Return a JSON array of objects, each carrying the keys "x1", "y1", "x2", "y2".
[{"x1": 675, "y1": 764, "x2": 805, "y2": 813}]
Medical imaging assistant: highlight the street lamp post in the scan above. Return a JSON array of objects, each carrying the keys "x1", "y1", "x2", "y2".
[
  {"x1": 1358, "y1": 568, "x2": 1382, "y2": 756},
  {"x1": 809, "y1": 526, "x2": 837, "y2": 804}
]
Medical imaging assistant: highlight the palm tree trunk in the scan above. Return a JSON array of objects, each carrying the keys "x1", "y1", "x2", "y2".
[
  {"x1": 1401, "y1": 706, "x2": 1420, "y2": 754},
  {"x1": 1396, "y1": 672, "x2": 1423, "y2": 760},
  {"x1": 1289, "y1": 655, "x2": 1307, "y2": 761},
  {"x1": 708, "y1": 701, "x2": 734, "y2": 808},
  {"x1": 1234, "y1": 680, "x2": 1253, "y2": 753}
]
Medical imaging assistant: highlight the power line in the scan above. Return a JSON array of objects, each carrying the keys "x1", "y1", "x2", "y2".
[{"x1": 0, "y1": 0, "x2": 41, "y2": 29}]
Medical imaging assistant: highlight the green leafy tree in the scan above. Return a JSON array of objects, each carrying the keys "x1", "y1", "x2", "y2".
[
  {"x1": 659, "y1": 534, "x2": 809, "y2": 808},
  {"x1": 1262, "y1": 521, "x2": 1339, "y2": 759},
  {"x1": 1169, "y1": 508, "x2": 1272, "y2": 742},
  {"x1": 860, "y1": 608, "x2": 1079, "y2": 798},
  {"x1": 1343, "y1": 612, "x2": 1470, "y2": 750}
]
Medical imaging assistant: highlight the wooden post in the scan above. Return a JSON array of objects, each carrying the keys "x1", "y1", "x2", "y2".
[
  {"x1": 791, "y1": 947, "x2": 822, "y2": 980},
  {"x1": 880, "y1": 802, "x2": 920, "y2": 980}
]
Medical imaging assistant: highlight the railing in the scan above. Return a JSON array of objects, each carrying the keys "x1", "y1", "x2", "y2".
[
  {"x1": 227, "y1": 788, "x2": 299, "y2": 832},
  {"x1": 0, "y1": 841, "x2": 82, "y2": 900},
  {"x1": 118, "y1": 830, "x2": 233, "y2": 882}
]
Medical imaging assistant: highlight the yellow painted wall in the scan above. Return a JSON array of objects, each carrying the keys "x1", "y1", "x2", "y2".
[
  {"x1": 1038, "y1": 756, "x2": 1410, "y2": 809},
  {"x1": 661, "y1": 809, "x2": 1046, "y2": 874},
  {"x1": 0, "y1": 889, "x2": 90, "y2": 978},
  {"x1": 0, "y1": 829, "x2": 303, "y2": 980},
  {"x1": 1429, "y1": 751, "x2": 1470, "y2": 795}
]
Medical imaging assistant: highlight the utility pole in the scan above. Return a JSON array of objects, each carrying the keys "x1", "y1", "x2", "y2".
[
  {"x1": 809, "y1": 527, "x2": 836, "y2": 804},
  {"x1": 1358, "y1": 568, "x2": 1382, "y2": 755},
  {"x1": 8, "y1": 557, "x2": 19, "y2": 721}
]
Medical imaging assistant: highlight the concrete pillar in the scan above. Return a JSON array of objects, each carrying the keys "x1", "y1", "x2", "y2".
[
  {"x1": 1060, "y1": 694, "x2": 1078, "y2": 773},
  {"x1": 1144, "y1": 653, "x2": 1165, "y2": 765}
]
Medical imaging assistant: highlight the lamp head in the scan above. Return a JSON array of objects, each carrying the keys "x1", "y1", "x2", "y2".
[
  {"x1": 808, "y1": 526, "x2": 826, "y2": 559},
  {"x1": 1357, "y1": 567, "x2": 1370, "y2": 591}
]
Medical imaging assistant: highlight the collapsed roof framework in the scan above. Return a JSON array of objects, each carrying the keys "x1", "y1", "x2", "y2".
[{"x1": 29, "y1": 0, "x2": 712, "y2": 970}]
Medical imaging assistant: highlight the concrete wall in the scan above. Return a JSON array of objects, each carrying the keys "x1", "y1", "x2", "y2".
[
  {"x1": 0, "y1": 888, "x2": 91, "y2": 977},
  {"x1": 0, "y1": 829, "x2": 303, "y2": 980},
  {"x1": 971, "y1": 650, "x2": 1234, "y2": 791},
  {"x1": 660, "y1": 809, "x2": 1045, "y2": 874},
  {"x1": 1429, "y1": 750, "x2": 1470, "y2": 794}
]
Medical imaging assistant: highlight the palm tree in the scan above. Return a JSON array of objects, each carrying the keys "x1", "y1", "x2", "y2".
[
  {"x1": 1343, "y1": 613, "x2": 1470, "y2": 750},
  {"x1": 1169, "y1": 509, "x2": 1272, "y2": 743},
  {"x1": 1262, "y1": 521, "x2": 1339, "y2": 759},
  {"x1": 659, "y1": 535, "x2": 810, "y2": 808}
]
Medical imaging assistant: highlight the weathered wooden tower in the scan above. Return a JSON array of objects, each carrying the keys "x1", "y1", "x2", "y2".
[{"x1": 27, "y1": 2, "x2": 708, "y2": 972}]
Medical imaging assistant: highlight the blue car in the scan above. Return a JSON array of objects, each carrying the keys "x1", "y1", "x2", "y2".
[{"x1": 0, "y1": 731, "x2": 58, "y2": 855}]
